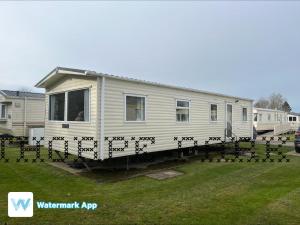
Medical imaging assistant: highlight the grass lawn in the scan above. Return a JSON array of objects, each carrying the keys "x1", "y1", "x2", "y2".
[{"x1": 0, "y1": 145, "x2": 300, "y2": 225}]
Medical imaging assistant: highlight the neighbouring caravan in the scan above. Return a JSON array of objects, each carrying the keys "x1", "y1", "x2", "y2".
[
  {"x1": 287, "y1": 112, "x2": 300, "y2": 131},
  {"x1": 36, "y1": 67, "x2": 254, "y2": 160},
  {"x1": 0, "y1": 90, "x2": 45, "y2": 136},
  {"x1": 253, "y1": 107, "x2": 290, "y2": 134}
]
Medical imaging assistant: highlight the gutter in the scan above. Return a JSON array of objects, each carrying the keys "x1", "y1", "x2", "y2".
[{"x1": 24, "y1": 97, "x2": 27, "y2": 136}]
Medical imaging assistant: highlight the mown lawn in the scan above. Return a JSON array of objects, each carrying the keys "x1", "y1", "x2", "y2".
[{"x1": 0, "y1": 145, "x2": 300, "y2": 225}]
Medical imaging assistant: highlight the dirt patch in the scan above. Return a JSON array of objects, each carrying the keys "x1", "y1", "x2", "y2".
[
  {"x1": 146, "y1": 170, "x2": 183, "y2": 180},
  {"x1": 286, "y1": 151, "x2": 300, "y2": 157},
  {"x1": 47, "y1": 162, "x2": 87, "y2": 175}
]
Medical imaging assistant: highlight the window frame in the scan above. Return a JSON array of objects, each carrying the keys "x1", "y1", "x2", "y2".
[
  {"x1": 48, "y1": 87, "x2": 91, "y2": 123},
  {"x1": 67, "y1": 89, "x2": 91, "y2": 122},
  {"x1": 209, "y1": 103, "x2": 218, "y2": 122},
  {"x1": 253, "y1": 113, "x2": 258, "y2": 122},
  {"x1": 242, "y1": 107, "x2": 248, "y2": 122},
  {"x1": 259, "y1": 114, "x2": 262, "y2": 122},
  {"x1": 268, "y1": 114, "x2": 271, "y2": 121},
  {"x1": 0, "y1": 104, "x2": 7, "y2": 119},
  {"x1": 176, "y1": 99, "x2": 191, "y2": 123},
  {"x1": 48, "y1": 92, "x2": 66, "y2": 122},
  {"x1": 124, "y1": 94, "x2": 147, "y2": 123}
]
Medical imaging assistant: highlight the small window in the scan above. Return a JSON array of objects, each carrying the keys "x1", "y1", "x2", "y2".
[
  {"x1": 176, "y1": 100, "x2": 190, "y2": 122},
  {"x1": 210, "y1": 104, "x2": 217, "y2": 121},
  {"x1": 293, "y1": 116, "x2": 297, "y2": 122},
  {"x1": 242, "y1": 108, "x2": 247, "y2": 121},
  {"x1": 254, "y1": 113, "x2": 257, "y2": 122},
  {"x1": 0, "y1": 104, "x2": 6, "y2": 119},
  {"x1": 67, "y1": 89, "x2": 90, "y2": 122},
  {"x1": 126, "y1": 95, "x2": 146, "y2": 121},
  {"x1": 49, "y1": 93, "x2": 65, "y2": 121},
  {"x1": 268, "y1": 114, "x2": 271, "y2": 121}
]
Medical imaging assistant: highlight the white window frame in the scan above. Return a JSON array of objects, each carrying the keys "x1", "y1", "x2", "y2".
[
  {"x1": 209, "y1": 103, "x2": 218, "y2": 122},
  {"x1": 48, "y1": 92, "x2": 66, "y2": 122},
  {"x1": 67, "y1": 88, "x2": 91, "y2": 123},
  {"x1": 176, "y1": 99, "x2": 190, "y2": 123},
  {"x1": 124, "y1": 94, "x2": 147, "y2": 123},
  {"x1": 253, "y1": 113, "x2": 258, "y2": 122},
  {"x1": 242, "y1": 107, "x2": 248, "y2": 122},
  {"x1": 0, "y1": 104, "x2": 7, "y2": 119},
  {"x1": 259, "y1": 114, "x2": 262, "y2": 122},
  {"x1": 48, "y1": 87, "x2": 91, "y2": 123},
  {"x1": 268, "y1": 114, "x2": 271, "y2": 121}
]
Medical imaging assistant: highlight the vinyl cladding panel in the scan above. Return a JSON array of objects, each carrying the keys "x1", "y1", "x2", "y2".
[{"x1": 103, "y1": 78, "x2": 253, "y2": 159}]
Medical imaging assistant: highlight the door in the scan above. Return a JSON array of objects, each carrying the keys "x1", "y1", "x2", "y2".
[{"x1": 226, "y1": 104, "x2": 233, "y2": 137}]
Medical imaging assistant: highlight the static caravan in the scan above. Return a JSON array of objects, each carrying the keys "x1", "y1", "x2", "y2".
[
  {"x1": 287, "y1": 112, "x2": 300, "y2": 131},
  {"x1": 36, "y1": 67, "x2": 254, "y2": 160},
  {"x1": 0, "y1": 90, "x2": 45, "y2": 136},
  {"x1": 253, "y1": 107, "x2": 290, "y2": 134}
]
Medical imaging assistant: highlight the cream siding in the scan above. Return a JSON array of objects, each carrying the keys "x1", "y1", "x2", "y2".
[
  {"x1": 103, "y1": 78, "x2": 253, "y2": 159},
  {"x1": 0, "y1": 93, "x2": 12, "y2": 133},
  {"x1": 0, "y1": 93, "x2": 45, "y2": 136},
  {"x1": 44, "y1": 76, "x2": 99, "y2": 159}
]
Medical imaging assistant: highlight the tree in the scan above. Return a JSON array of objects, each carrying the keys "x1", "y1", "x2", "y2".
[
  {"x1": 282, "y1": 101, "x2": 292, "y2": 112},
  {"x1": 18, "y1": 87, "x2": 33, "y2": 93},
  {"x1": 268, "y1": 93, "x2": 285, "y2": 110},
  {"x1": 254, "y1": 98, "x2": 269, "y2": 109}
]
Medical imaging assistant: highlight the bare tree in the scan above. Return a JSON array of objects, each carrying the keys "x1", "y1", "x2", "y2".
[
  {"x1": 18, "y1": 87, "x2": 33, "y2": 93},
  {"x1": 268, "y1": 93, "x2": 286, "y2": 110},
  {"x1": 254, "y1": 98, "x2": 269, "y2": 108}
]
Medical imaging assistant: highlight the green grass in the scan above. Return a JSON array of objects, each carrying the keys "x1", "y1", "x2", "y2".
[{"x1": 0, "y1": 145, "x2": 300, "y2": 225}]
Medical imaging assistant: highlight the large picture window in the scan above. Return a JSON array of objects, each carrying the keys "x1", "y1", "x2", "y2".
[
  {"x1": 49, "y1": 93, "x2": 65, "y2": 121},
  {"x1": 49, "y1": 89, "x2": 90, "y2": 122},
  {"x1": 0, "y1": 104, "x2": 6, "y2": 119},
  {"x1": 68, "y1": 89, "x2": 90, "y2": 121},
  {"x1": 126, "y1": 95, "x2": 146, "y2": 121},
  {"x1": 210, "y1": 104, "x2": 217, "y2": 121},
  {"x1": 176, "y1": 100, "x2": 190, "y2": 122},
  {"x1": 242, "y1": 108, "x2": 247, "y2": 121}
]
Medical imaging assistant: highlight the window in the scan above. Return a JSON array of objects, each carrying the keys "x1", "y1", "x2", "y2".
[
  {"x1": 0, "y1": 104, "x2": 6, "y2": 119},
  {"x1": 210, "y1": 104, "x2": 218, "y2": 121},
  {"x1": 68, "y1": 89, "x2": 90, "y2": 121},
  {"x1": 268, "y1": 114, "x2": 271, "y2": 121},
  {"x1": 176, "y1": 100, "x2": 190, "y2": 122},
  {"x1": 293, "y1": 116, "x2": 297, "y2": 122},
  {"x1": 242, "y1": 108, "x2": 247, "y2": 121},
  {"x1": 49, "y1": 93, "x2": 65, "y2": 121},
  {"x1": 254, "y1": 113, "x2": 257, "y2": 122},
  {"x1": 259, "y1": 114, "x2": 262, "y2": 121},
  {"x1": 126, "y1": 95, "x2": 145, "y2": 121},
  {"x1": 289, "y1": 117, "x2": 292, "y2": 122}
]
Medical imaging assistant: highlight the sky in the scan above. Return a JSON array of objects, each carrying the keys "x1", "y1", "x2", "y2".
[{"x1": 0, "y1": 1, "x2": 299, "y2": 111}]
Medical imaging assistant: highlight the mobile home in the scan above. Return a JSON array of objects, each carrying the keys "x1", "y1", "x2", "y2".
[
  {"x1": 253, "y1": 107, "x2": 291, "y2": 134},
  {"x1": 36, "y1": 67, "x2": 254, "y2": 160},
  {"x1": 0, "y1": 90, "x2": 45, "y2": 136},
  {"x1": 287, "y1": 112, "x2": 300, "y2": 131}
]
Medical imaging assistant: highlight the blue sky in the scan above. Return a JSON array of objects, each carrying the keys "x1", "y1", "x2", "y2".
[{"x1": 0, "y1": 2, "x2": 299, "y2": 111}]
